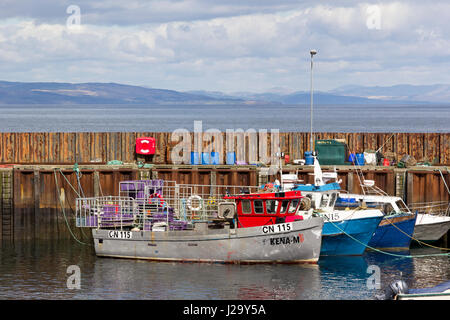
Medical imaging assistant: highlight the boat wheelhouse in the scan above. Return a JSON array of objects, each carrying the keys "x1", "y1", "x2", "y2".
[{"x1": 224, "y1": 190, "x2": 307, "y2": 228}]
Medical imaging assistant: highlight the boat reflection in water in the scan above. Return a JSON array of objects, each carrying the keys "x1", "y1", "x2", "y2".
[
  {"x1": 90, "y1": 258, "x2": 322, "y2": 300},
  {"x1": 0, "y1": 239, "x2": 446, "y2": 300}
]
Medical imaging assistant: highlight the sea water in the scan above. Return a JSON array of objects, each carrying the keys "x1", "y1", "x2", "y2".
[
  {"x1": 0, "y1": 240, "x2": 448, "y2": 300},
  {"x1": 0, "y1": 104, "x2": 448, "y2": 132}
]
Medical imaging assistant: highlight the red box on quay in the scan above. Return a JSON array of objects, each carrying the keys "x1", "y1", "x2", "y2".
[{"x1": 136, "y1": 137, "x2": 155, "y2": 155}]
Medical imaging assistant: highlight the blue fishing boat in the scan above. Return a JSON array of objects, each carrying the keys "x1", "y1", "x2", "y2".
[
  {"x1": 337, "y1": 186, "x2": 417, "y2": 250},
  {"x1": 274, "y1": 157, "x2": 384, "y2": 256}
]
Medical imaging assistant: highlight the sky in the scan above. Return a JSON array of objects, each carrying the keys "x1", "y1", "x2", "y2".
[{"x1": 0, "y1": 0, "x2": 449, "y2": 93}]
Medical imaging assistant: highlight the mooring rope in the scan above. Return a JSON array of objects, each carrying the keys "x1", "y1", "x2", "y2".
[
  {"x1": 438, "y1": 168, "x2": 450, "y2": 195},
  {"x1": 58, "y1": 169, "x2": 81, "y2": 198},
  {"x1": 54, "y1": 169, "x2": 92, "y2": 246},
  {"x1": 320, "y1": 214, "x2": 450, "y2": 259}
]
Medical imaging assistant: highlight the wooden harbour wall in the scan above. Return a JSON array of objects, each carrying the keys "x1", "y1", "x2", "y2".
[
  {"x1": 0, "y1": 164, "x2": 448, "y2": 241},
  {"x1": 0, "y1": 132, "x2": 449, "y2": 165}
]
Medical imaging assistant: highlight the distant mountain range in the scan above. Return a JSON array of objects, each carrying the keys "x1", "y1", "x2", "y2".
[
  {"x1": 0, "y1": 80, "x2": 448, "y2": 105},
  {"x1": 330, "y1": 84, "x2": 450, "y2": 104}
]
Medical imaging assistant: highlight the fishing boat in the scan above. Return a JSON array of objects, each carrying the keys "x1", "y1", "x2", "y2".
[
  {"x1": 409, "y1": 201, "x2": 450, "y2": 242},
  {"x1": 337, "y1": 181, "x2": 417, "y2": 250},
  {"x1": 276, "y1": 157, "x2": 384, "y2": 256},
  {"x1": 76, "y1": 180, "x2": 324, "y2": 264}
]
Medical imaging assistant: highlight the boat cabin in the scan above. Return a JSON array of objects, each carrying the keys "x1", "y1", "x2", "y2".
[
  {"x1": 292, "y1": 183, "x2": 340, "y2": 212},
  {"x1": 336, "y1": 194, "x2": 412, "y2": 216},
  {"x1": 224, "y1": 190, "x2": 305, "y2": 228}
]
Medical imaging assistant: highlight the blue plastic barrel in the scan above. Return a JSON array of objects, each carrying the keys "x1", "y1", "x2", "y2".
[
  {"x1": 211, "y1": 152, "x2": 220, "y2": 165},
  {"x1": 355, "y1": 153, "x2": 365, "y2": 165},
  {"x1": 190, "y1": 152, "x2": 200, "y2": 165},
  {"x1": 201, "y1": 152, "x2": 210, "y2": 165},
  {"x1": 304, "y1": 151, "x2": 314, "y2": 165},
  {"x1": 226, "y1": 152, "x2": 236, "y2": 165},
  {"x1": 348, "y1": 153, "x2": 356, "y2": 163}
]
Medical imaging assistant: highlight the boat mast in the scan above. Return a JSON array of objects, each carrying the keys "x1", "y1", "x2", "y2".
[{"x1": 310, "y1": 49, "x2": 317, "y2": 153}]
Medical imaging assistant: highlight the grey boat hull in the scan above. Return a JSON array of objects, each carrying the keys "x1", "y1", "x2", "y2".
[
  {"x1": 413, "y1": 214, "x2": 450, "y2": 241},
  {"x1": 413, "y1": 221, "x2": 450, "y2": 241},
  {"x1": 92, "y1": 217, "x2": 324, "y2": 264}
]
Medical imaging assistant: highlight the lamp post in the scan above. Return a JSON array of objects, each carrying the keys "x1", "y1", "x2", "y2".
[{"x1": 310, "y1": 49, "x2": 317, "y2": 153}]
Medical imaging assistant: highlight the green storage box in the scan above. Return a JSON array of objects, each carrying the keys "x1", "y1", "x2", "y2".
[{"x1": 314, "y1": 139, "x2": 347, "y2": 165}]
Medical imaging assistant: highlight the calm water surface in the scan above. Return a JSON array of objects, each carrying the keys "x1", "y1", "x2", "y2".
[
  {"x1": 0, "y1": 104, "x2": 448, "y2": 132},
  {"x1": 0, "y1": 240, "x2": 448, "y2": 300}
]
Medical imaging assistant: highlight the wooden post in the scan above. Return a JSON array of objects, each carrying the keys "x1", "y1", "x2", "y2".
[
  {"x1": 34, "y1": 170, "x2": 40, "y2": 239},
  {"x1": 406, "y1": 171, "x2": 414, "y2": 205},
  {"x1": 94, "y1": 170, "x2": 100, "y2": 197},
  {"x1": 347, "y1": 171, "x2": 354, "y2": 193}
]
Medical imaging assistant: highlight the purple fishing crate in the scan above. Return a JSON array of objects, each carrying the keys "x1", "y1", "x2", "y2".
[
  {"x1": 103, "y1": 204, "x2": 119, "y2": 215},
  {"x1": 77, "y1": 216, "x2": 98, "y2": 227},
  {"x1": 120, "y1": 180, "x2": 165, "y2": 191},
  {"x1": 120, "y1": 180, "x2": 150, "y2": 191},
  {"x1": 100, "y1": 204, "x2": 134, "y2": 227},
  {"x1": 86, "y1": 216, "x2": 98, "y2": 227}
]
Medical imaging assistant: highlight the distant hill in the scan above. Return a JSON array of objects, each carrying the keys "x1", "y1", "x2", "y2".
[
  {"x1": 0, "y1": 81, "x2": 243, "y2": 105},
  {"x1": 191, "y1": 90, "x2": 424, "y2": 104},
  {"x1": 0, "y1": 80, "x2": 447, "y2": 105},
  {"x1": 330, "y1": 84, "x2": 450, "y2": 103},
  {"x1": 226, "y1": 91, "x2": 385, "y2": 104}
]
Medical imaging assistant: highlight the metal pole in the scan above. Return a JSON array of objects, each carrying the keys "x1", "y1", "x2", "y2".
[{"x1": 310, "y1": 50, "x2": 317, "y2": 152}]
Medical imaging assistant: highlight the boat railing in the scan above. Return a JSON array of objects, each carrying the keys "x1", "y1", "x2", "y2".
[
  {"x1": 76, "y1": 196, "x2": 137, "y2": 229},
  {"x1": 76, "y1": 181, "x2": 260, "y2": 231},
  {"x1": 150, "y1": 183, "x2": 260, "y2": 222},
  {"x1": 407, "y1": 201, "x2": 450, "y2": 216}
]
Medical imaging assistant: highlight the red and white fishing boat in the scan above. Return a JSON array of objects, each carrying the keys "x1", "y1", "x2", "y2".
[{"x1": 76, "y1": 180, "x2": 324, "y2": 264}]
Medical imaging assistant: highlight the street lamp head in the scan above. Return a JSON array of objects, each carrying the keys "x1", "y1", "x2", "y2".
[{"x1": 310, "y1": 49, "x2": 317, "y2": 56}]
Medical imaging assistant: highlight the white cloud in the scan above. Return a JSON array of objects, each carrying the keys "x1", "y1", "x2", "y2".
[{"x1": 0, "y1": 1, "x2": 448, "y2": 92}]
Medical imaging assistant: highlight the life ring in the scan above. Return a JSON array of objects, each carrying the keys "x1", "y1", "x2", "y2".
[
  {"x1": 187, "y1": 195, "x2": 203, "y2": 211},
  {"x1": 148, "y1": 193, "x2": 165, "y2": 206}
]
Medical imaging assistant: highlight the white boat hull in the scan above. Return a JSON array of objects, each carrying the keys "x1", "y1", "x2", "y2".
[{"x1": 413, "y1": 214, "x2": 450, "y2": 241}]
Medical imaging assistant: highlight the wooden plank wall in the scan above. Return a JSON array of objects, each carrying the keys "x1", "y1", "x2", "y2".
[
  {"x1": 12, "y1": 168, "x2": 140, "y2": 240},
  {"x1": 0, "y1": 132, "x2": 448, "y2": 165}
]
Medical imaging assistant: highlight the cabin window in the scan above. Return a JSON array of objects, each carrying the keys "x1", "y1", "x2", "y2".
[
  {"x1": 320, "y1": 194, "x2": 330, "y2": 207},
  {"x1": 329, "y1": 193, "x2": 337, "y2": 207},
  {"x1": 279, "y1": 200, "x2": 289, "y2": 214},
  {"x1": 254, "y1": 200, "x2": 264, "y2": 214},
  {"x1": 288, "y1": 199, "x2": 299, "y2": 214},
  {"x1": 395, "y1": 200, "x2": 409, "y2": 213},
  {"x1": 241, "y1": 200, "x2": 252, "y2": 214},
  {"x1": 266, "y1": 200, "x2": 277, "y2": 214},
  {"x1": 384, "y1": 203, "x2": 395, "y2": 215}
]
